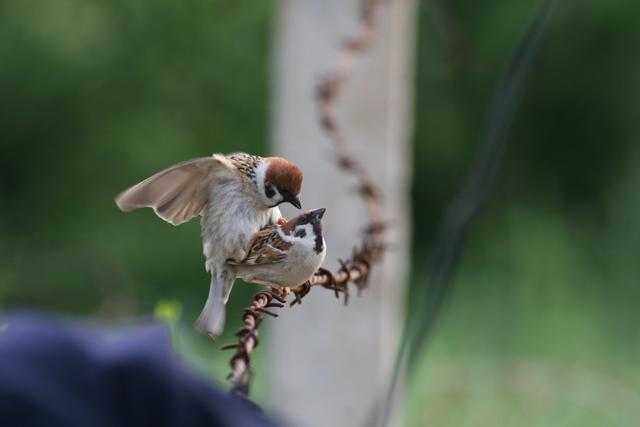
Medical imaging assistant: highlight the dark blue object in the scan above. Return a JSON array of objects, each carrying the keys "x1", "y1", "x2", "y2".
[{"x1": 0, "y1": 313, "x2": 279, "y2": 427}]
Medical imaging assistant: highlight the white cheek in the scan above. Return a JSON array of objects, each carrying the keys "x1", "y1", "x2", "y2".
[
  {"x1": 254, "y1": 161, "x2": 268, "y2": 200},
  {"x1": 255, "y1": 161, "x2": 284, "y2": 206},
  {"x1": 279, "y1": 223, "x2": 314, "y2": 245},
  {"x1": 297, "y1": 224, "x2": 316, "y2": 246},
  {"x1": 270, "y1": 187, "x2": 284, "y2": 205}
]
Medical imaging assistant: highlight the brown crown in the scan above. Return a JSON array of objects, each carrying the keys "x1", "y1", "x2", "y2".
[
  {"x1": 279, "y1": 208, "x2": 324, "y2": 236},
  {"x1": 264, "y1": 157, "x2": 303, "y2": 196}
]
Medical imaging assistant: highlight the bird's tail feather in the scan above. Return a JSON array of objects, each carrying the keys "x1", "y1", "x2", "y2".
[{"x1": 195, "y1": 270, "x2": 233, "y2": 339}]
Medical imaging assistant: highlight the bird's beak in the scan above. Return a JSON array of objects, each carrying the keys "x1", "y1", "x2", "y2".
[
  {"x1": 286, "y1": 195, "x2": 302, "y2": 209},
  {"x1": 310, "y1": 207, "x2": 326, "y2": 221}
]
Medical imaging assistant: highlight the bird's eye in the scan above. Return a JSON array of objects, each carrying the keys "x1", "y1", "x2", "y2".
[
  {"x1": 294, "y1": 229, "x2": 307, "y2": 238},
  {"x1": 265, "y1": 185, "x2": 276, "y2": 198}
]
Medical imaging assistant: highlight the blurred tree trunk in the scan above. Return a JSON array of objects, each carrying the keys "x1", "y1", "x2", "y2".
[{"x1": 269, "y1": 1, "x2": 416, "y2": 426}]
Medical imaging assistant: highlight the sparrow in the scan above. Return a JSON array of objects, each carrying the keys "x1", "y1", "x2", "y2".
[
  {"x1": 115, "y1": 152, "x2": 304, "y2": 338},
  {"x1": 229, "y1": 208, "x2": 327, "y2": 293}
]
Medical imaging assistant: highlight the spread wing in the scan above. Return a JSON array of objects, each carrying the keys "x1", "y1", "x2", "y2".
[
  {"x1": 115, "y1": 155, "x2": 234, "y2": 225},
  {"x1": 229, "y1": 228, "x2": 291, "y2": 266}
]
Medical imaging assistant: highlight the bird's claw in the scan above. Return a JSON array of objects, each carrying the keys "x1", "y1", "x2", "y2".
[
  {"x1": 270, "y1": 286, "x2": 291, "y2": 299},
  {"x1": 269, "y1": 283, "x2": 311, "y2": 306},
  {"x1": 290, "y1": 282, "x2": 311, "y2": 306}
]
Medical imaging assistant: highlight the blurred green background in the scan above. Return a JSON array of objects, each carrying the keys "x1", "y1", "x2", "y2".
[{"x1": 1, "y1": 0, "x2": 639, "y2": 425}]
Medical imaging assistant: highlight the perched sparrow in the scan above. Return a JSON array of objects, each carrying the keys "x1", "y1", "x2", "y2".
[
  {"x1": 115, "y1": 152, "x2": 304, "y2": 338},
  {"x1": 229, "y1": 208, "x2": 327, "y2": 292}
]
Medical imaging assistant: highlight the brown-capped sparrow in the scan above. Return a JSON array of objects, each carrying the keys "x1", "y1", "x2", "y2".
[
  {"x1": 115, "y1": 152, "x2": 304, "y2": 338},
  {"x1": 229, "y1": 208, "x2": 326, "y2": 295}
]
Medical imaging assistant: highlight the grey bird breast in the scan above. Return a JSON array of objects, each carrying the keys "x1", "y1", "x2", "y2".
[{"x1": 201, "y1": 181, "x2": 279, "y2": 267}]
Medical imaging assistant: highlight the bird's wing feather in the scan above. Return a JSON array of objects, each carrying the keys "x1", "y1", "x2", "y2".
[
  {"x1": 229, "y1": 228, "x2": 291, "y2": 266},
  {"x1": 115, "y1": 155, "x2": 234, "y2": 225}
]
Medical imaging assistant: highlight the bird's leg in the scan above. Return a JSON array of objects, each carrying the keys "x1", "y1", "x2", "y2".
[
  {"x1": 252, "y1": 280, "x2": 291, "y2": 300},
  {"x1": 290, "y1": 282, "x2": 311, "y2": 306},
  {"x1": 269, "y1": 286, "x2": 291, "y2": 300}
]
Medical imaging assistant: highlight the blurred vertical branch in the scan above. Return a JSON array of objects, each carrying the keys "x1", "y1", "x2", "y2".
[
  {"x1": 374, "y1": 0, "x2": 557, "y2": 425},
  {"x1": 224, "y1": 0, "x2": 388, "y2": 400},
  {"x1": 409, "y1": 0, "x2": 556, "y2": 368}
]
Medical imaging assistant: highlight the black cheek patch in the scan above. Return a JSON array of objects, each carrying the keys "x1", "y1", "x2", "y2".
[
  {"x1": 294, "y1": 229, "x2": 307, "y2": 238},
  {"x1": 312, "y1": 222, "x2": 323, "y2": 253},
  {"x1": 265, "y1": 185, "x2": 276, "y2": 198}
]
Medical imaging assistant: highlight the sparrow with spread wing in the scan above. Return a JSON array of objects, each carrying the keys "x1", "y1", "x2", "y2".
[
  {"x1": 115, "y1": 152, "x2": 303, "y2": 338},
  {"x1": 229, "y1": 208, "x2": 326, "y2": 294}
]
